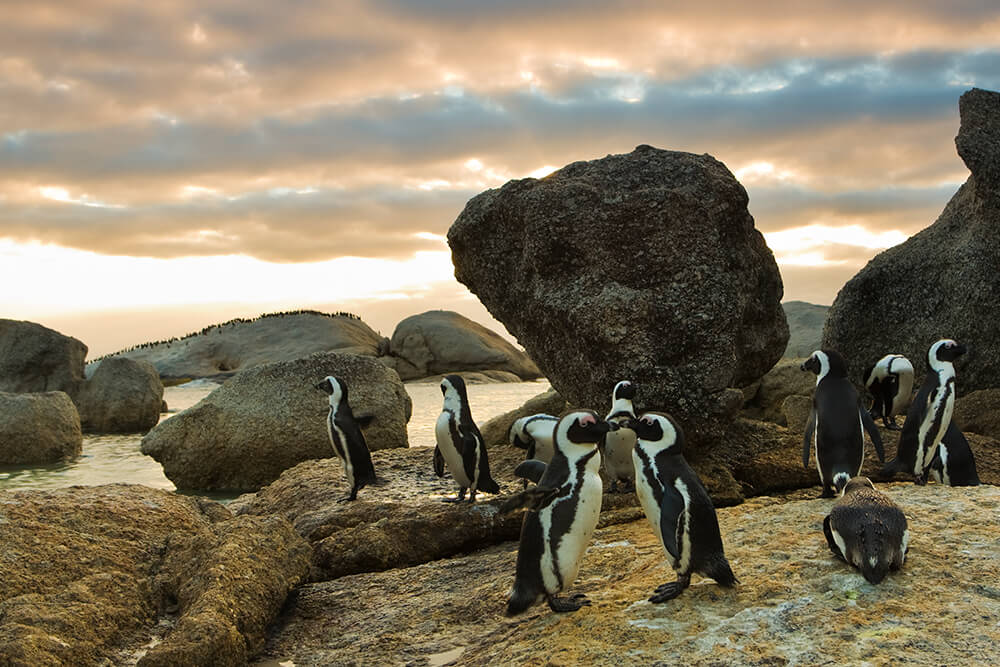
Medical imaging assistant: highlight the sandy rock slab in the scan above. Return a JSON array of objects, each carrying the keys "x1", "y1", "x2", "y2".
[{"x1": 254, "y1": 484, "x2": 1000, "y2": 666}]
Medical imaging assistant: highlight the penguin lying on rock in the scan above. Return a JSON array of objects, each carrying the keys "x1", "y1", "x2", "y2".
[
  {"x1": 628, "y1": 411, "x2": 737, "y2": 602},
  {"x1": 823, "y1": 477, "x2": 909, "y2": 584},
  {"x1": 434, "y1": 374, "x2": 500, "y2": 503},
  {"x1": 503, "y1": 410, "x2": 616, "y2": 615}
]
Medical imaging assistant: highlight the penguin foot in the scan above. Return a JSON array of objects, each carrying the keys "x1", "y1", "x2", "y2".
[
  {"x1": 914, "y1": 474, "x2": 928, "y2": 486},
  {"x1": 820, "y1": 487, "x2": 836, "y2": 498},
  {"x1": 885, "y1": 420, "x2": 901, "y2": 431},
  {"x1": 442, "y1": 488, "x2": 467, "y2": 503},
  {"x1": 546, "y1": 593, "x2": 590, "y2": 613},
  {"x1": 649, "y1": 575, "x2": 690, "y2": 603},
  {"x1": 337, "y1": 495, "x2": 356, "y2": 503}
]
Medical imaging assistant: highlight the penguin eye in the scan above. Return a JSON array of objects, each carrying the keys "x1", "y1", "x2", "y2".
[
  {"x1": 578, "y1": 414, "x2": 596, "y2": 427},
  {"x1": 642, "y1": 416, "x2": 655, "y2": 425}
]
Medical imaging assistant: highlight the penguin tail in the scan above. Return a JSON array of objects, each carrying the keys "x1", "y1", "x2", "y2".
[
  {"x1": 879, "y1": 458, "x2": 903, "y2": 478},
  {"x1": 833, "y1": 472, "x2": 850, "y2": 495},
  {"x1": 505, "y1": 581, "x2": 540, "y2": 616},
  {"x1": 706, "y1": 556, "x2": 738, "y2": 588},
  {"x1": 481, "y1": 475, "x2": 501, "y2": 495}
]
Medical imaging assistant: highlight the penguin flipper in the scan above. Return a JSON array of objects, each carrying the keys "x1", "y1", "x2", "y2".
[
  {"x1": 860, "y1": 406, "x2": 885, "y2": 462},
  {"x1": 433, "y1": 445, "x2": 445, "y2": 477},
  {"x1": 802, "y1": 409, "x2": 816, "y2": 469},
  {"x1": 499, "y1": 486, "x2": 559, "y2": 514},
  {"x1": 658, "y1": 484, "x2": 685, "y2": 561},
  {"x1": 822, "y1": 515, "x2": 845, "y2": 561},
  {"x1": 354, "y1": 412, "x2": 375, "y2": 429},
  {"x1": 514, "y1": 459, "x2": 547, "y2": 484}
]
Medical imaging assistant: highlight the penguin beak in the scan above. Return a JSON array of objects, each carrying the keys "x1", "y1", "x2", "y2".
[{"x1": 606, "y1": 421, "x2": 620, "y2": 432}]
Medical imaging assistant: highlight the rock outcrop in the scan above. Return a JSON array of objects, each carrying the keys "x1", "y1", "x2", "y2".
[
  {"x1": 76, "y1": 357, "x2": 164, "y2": 433},
  {"x1": 741, "y1": 358, "x2": 815, "y2": 426},
  {"x1": 0, "y1": 319, "x2": 87, "y2": 398},
  {"x1": 478, "y1": 388, "x2": 571, "y2": 447},
  {"x1": 98, "y1": 311, "x2": 384, "y2": 381},
  {"x1": 0, "y1": 485, "x2": 309, "y2": 666},
  {"x1": 382, "y1": 310, "x2": 541, "y2": 381},
  {"x1": 141, "y1": 353, "x2": 411, "y2": 491},
  {"x1": 449, "y1": 145, "x2": 787, "y2": 423},
  {"x1": 782, "y1": 301, "x2": 828, "y2": 358},
  {"x1": 0, "y1": 391, "x2": 82, "y2": 464},
  {"x1": 253, "y1": 484, "x2": 1000, "y2": 666},
  {"x1": 954, "y1": 388, "x2": 1000, "y2": 440},
  {"x1": 824, "y1": 88, "x2": 1000, "y2": 389}
]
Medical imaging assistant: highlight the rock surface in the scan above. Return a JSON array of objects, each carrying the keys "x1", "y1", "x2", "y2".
[
  {"x1": 0, "y1": 485, "x2": 309, "y2": 666},
  {"x1": 782, "y1": 301, "x2": 828, "y2": 358},
  {"x1": 253, "y1": 484, "x2": 1000, "y2": 666},
  {"x1": 99, "y1": 311, "x2": 384, "y2": 381},
  {"x1": 741, "y1": 358, "x2": 814, "y2": 426},
  {"x1": 76, "y1": 357, "x2": 164, "y2": 433},
  {"x1": 0, "y1": 391, "x2": 82, "y2": 464},
  {"x1": 0, "y1": 319, "x2": 87, "y2": 398},
  {"x1": 383, "y1": 310, "x2": 541, "y2": 381},
  {"x1": 478, "y1": 388, "x2": 572, "y2": 447},
  {"x1": 142, "y1": 352, "x2": 412, "y2": 491},
  {"x1": 823, "y1": 88, "x2": 1000, "y2": 389},
  {"x1": 954, "y1": 388, "x2": 1000, "y2": 440},
  {"x1": 449, "y1": 145, "x2": 788, "y2": 421}
]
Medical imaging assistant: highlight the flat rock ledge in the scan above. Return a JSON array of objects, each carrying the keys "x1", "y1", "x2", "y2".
[{"x1": 254, "y1": 484, "x2": 1000, "y2": 666}]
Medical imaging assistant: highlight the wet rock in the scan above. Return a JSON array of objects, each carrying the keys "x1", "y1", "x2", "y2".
[
  {"x1": 141, "y1": 352, "x2": 411, "y2": 491},
  {"x1": 478, "y1": 388, "x2": 570, "y2": 446},
  {"x1": 448, "y1": 145, "x2": 787, "y2": 422},
  {"x1": 823, "y1": 88, "x2": 1000, "y2": 390},
  {"x1": 76, "y1": 357, "x2": 164, "y2": 433},
  {"x1": 102, "y1": 311, "x2": 383, "y2": 381},
  {"x1": 0, "y1": 391, "x2": 82, "y2": 464},
  {"x1": 954, "y1": 388, "x2": 1000, "y2": 440},
  {"x1": 0, "y1": 485, "x2": 308, "y2": 667},
  {"x1": 0, "y1": 319, "x2": 87, "y2": 398},
  {"x1": 384, "y1": 310, "x2": 541, "y2": 381},
  {"x1": 741, "y1": 358, "x2": 814, "y2": 425},
  {"x1": 253, "y1": 485, "x2": 1000, "y2": 666}
]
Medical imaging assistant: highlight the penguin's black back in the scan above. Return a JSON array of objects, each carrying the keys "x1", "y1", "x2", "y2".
[
  {"x1": 332, "y1": 394, "x2": 377, "y2": 486},
  {"x1": 938, "y1": 422, "x2": 980, "y2": 486},
  {"x1": 883, "y1": 370, "x2": 938, "y2": 475},
  {"x1": 814, "y1": 376, "x2": 865, "y2": 472}
]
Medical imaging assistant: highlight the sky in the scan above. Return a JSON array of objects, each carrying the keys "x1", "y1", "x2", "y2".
[{"x1": 2, "y1": 1, "x2": 999, "y2": 358}]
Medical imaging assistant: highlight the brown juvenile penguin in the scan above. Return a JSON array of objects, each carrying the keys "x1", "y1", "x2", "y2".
[{"x1": 823, "y1": 477, "x2": 909, "y2": 584}]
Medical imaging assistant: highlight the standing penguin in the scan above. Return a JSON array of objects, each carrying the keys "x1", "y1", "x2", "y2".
[
  {"x1": 928, "y1": 422, "x2": 980, "y2": 487},
  {"x1": 602, "y1": 380, "x2": 638, "y2": 493},
  {"x1": 504, "y1": 410, "x2": 615, "y2": 615},
  {"x1": 823, "y1": 477, "x2": 909, "y2": 584},
  {"x1": 434, "y1": 374, "x2": 500, "y2": 503},
  {"x1": 508, "y1": 413, "x2": 559, "y2": 463},
  {"x1": 881, "y1": 339, "x2": 967, "y2": 484},
  {"x1": 863, "y1": 354, "x2": 915, "y2": 430},
  {"x1": 628, "y1": 411, "x2": 737, "y2": 602},
  {"x1": 315, "y1": 376, "x2": 377, "y2": 502},
  {"x1": 802, "y1": 349, "x2": 885, "y2": 498}
]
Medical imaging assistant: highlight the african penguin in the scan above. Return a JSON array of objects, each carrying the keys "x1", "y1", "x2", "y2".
[
  {"x1": 602, "y1": 380, "x2": 638, "y2": 493},
  {"x1": 881, "y1": 339, "x2": 966, "y2": 484},
  {"x1": 508, "y1": 413, "x2": 559, "y2": 463},
  {"x1": 823, "y1": 477, "x2": 909, "y2": 584},
  {"x1": 504, "y1": 410, "x2": 615, "y2": 615},
  {"x1": 928, "y1": 422, "x2": 980, "y2": 487},
  {"x1": 433, "y1": 374, "x2": 500, "y2": 503},
  {"x1": 628, "y1": 411, "x2": 737, "y2": 602},
  {"x1": 801, "y1": 349, "x2": 884, "y2": 498},
  {"x1": 863, "y1": 354, "x2": 915, "y2": 430},
  {"x1": 315, "y1": 376, "x2": 377, "y2": 502}
]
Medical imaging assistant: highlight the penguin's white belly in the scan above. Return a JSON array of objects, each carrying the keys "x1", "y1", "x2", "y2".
[
  {"x1": 435, "y1": 412, "x2": 472, "y2": 487},
  {"x1": 540, "y1": 467, "x2": 603, "y2": 594},
  {"x1": 917, "y1": 391, "x2": 954, "y2": 473},
  {"x1": 604, "y1": 430, "x2": 636, "y2": 481},
  {"x1": 327, "y1": 412, "x2": 354, "y2": 488}
]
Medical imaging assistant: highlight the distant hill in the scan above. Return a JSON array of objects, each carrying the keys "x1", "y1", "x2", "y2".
[
  {"x1": 782, "y1": 301, "x2": 829, "y2": 358},
  {"x1": 89, "y1": 311, "x2": 384, "y2": 381}
]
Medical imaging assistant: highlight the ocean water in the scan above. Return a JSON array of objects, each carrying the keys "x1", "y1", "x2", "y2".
[{"x1": 0, "y1": 378, "x2": 551, "y2": 495}]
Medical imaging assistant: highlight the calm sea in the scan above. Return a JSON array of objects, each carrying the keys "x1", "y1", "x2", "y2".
[{"x1": 0, "y1": 378, "x2": 550, "y2": 495}]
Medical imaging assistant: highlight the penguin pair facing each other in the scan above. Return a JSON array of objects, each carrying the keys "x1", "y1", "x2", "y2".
[
  {"x1": 316, "y1": 376, "x2": 377, "y2": 502},
  {"x1": 882, "y1": 339, "x2": 977, "y2": 485},
  {"x1": 801, "y1": 350, "x2": 884, "y2": 497},
  {"x1": 602, "y1": 380, "x2": 638, "y2": 492},
  {"x1": 823, "y1": 477, "x2": 909, "y2": 584},
  {"x1": 434, "y1": 374, "x2": 501, "y2": 503}
]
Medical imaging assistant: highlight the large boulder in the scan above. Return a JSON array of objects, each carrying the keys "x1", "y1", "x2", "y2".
[
  {"x1": 76, "y1": 357, "x2": 164, "y2": 433},
  {"x1": 383, "y1": 310, "x2": 541, "y2": 381},
  {"x1": 98, "y1": 311, "x2": 384, "y2": 382},
  {"x1": 255, "y1": 485, "x2": 1000, "y2": 666},
  {"x1": 824, "y1": 88, "x2": 1000, "y2": 389},
  {"x1": 0, "y1": 319, "x2": 87, "y2": 398},
  {"x1": 741, "y1": 358, "x2": 815, "y2": 426},
  {"x1": 449, "y1": 145, "x2": 787, "y2": 422},
  {"x1": 141, "y1": 352, "x2": 412, "y2": 491},
  {"x1": 0, "y1": 485, "x2": 309, "y2": 666},
  {"x1": 0, "y1": 391, "x2": 82, "y2": 464},
  {"x1": 954, "y1": 388, "x2": 1000, "y2": 440}
]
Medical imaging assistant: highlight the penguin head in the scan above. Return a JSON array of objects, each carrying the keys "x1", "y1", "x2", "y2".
[
  {"x1": 627, "y1": 411, "x2": 683, "y2": 453},
  {"x1": 440, "y1": 374, "x2": 468, "y2": 411},
  {"x1": 929, "y1": 339, "x2": 966, "y2": 367},
  {"x1": 315, "y1": 376, "x2": 346, "y2": 405},
  {"x1": 612, "y1": 380, "x2": 637, "y2": 402},
  {"x1": 801, "y1": 349, "x2": 847, "y2": 381},
  {"x1": 841, "y1": 476, "x2": 875, "y2": 497},
  {"x1": 558, "y1": 410, "x2": 615, "y2": 450},
  {"x1": 508, "y1": 416, "x2": 531, "y2": 449}
]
